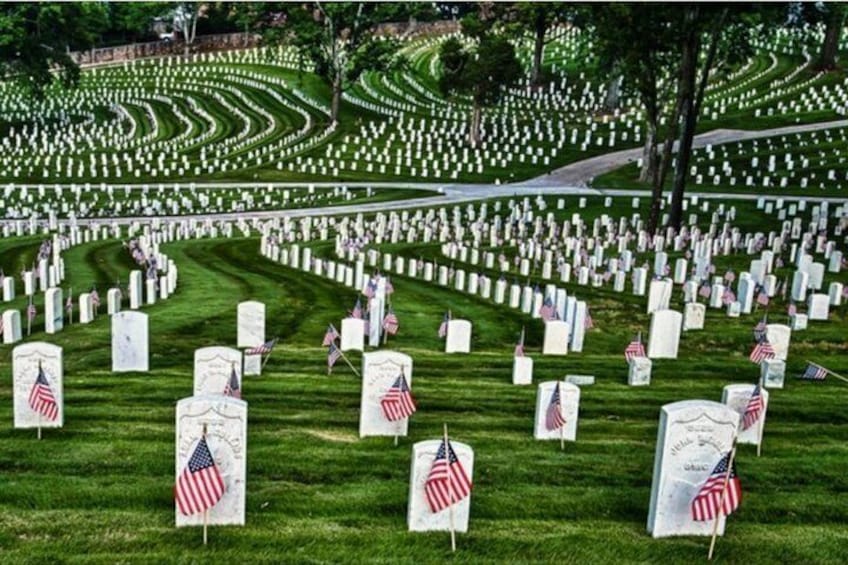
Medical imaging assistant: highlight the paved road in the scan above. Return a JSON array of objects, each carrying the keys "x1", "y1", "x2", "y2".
[{"x1": 11, "y1": 118, "x2": 848, "y2": 226}]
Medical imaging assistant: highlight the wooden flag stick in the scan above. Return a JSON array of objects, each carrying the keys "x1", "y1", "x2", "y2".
[
  {"x1": 339, "y1": 350, "x2": 360, "y2": 377},
  {"x1": 708, "y1": 445, "x2": 738, "y2": 560},
  {"x1": 27, "y1": 297, "x2": 32, "y2": 336},
  {"x1": 444, "y1": 423, "x2": 456, "y2": 553},
  {"x1": 260, "y1": 339, "x2": 278, "y2": 370},
  {"x1": 806, "y1": 360, "x2": 848, "y2": 384},
  {"x1": 37, "y1": 361, "x2": 42, "y2": 440},
  {"x1": 202, "y1": 423, "x2": 209, "y2": 545},
  {"x1": 559, "y1": 384, "x2": 565, "y2": 451}
]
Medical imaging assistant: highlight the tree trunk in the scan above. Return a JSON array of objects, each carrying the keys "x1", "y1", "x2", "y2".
[
  {"x1": 818, "y1": 6, "x2": 844, "y2": 71},
  {"x1": 469, "y1": 102, "x2": 483, "y2": 147},
  {"x1": 668, "y1": 7, "x2": 701, "y2": 232},
  {"x1": 639, "y1": 121, "x2": 658, "y2": 184},
  {"x1": 647, "y1": 71, "x2": 687, "y2": 236},
  {"x1": 331, "y1": 74, "x2": 342, "y2": 125},
  {"x1": 530, "y1": 14, "x2": 546, "y2": 87},
  {"x1": 670, "y1": 7, "x2": 724, "y2": 231},
  {"x1": 603, "y1": 73, "x2": 623, "y2": 113}
]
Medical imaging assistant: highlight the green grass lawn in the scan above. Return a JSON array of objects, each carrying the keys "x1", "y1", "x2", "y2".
[{"x1": 1, "y1": 194, "x2": 846, "y2": 563}]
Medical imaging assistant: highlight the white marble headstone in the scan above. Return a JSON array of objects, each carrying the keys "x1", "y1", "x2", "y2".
[
  {"x1": 175, "y1": 395, "x2": 247, "y2": 527},
  {"x1": 647, "y1": 400, "x2": 739, "y2": 538},
  {"x1": 340, "y1": 317, "x2": 365, "y2": 352},
  {"x1": 542, "y1": 320, "x2": 569, "y2": 355},
  {"x1": 13, "y1": 342, "x2": 63, "y2": 429},
  {"x1": 407, "y1": 439, "x2": 474, "y2": 533},
  {"x1": 236, "y1": 301, "x2": 265, "y2": 348},
  {"x1": 647, "y1": 310, "x2": 682, "y2": 359},
  {"x1": 193, "y1": 347, "x2": 243, "y2": 396},
  {"x1": 445, "y1": 320, "x2": 472, "y2": 354},
  {"x1": 111, "y1": 311, "x2": 149, "y2": 372},
  {"x1": 721, "y1": 384, "x2": 768, "y2": 446},
  {"x1": 359, "y1": 351, "x2": 414, "y2": 438},
  {"x1": 533, "y1": 381, "x2": 580, "y2": 441}
]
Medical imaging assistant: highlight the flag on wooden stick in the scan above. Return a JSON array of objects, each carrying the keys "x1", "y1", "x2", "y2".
[
  {"x1": 175, "y1": 436, "x2": 226, "y2": 516},
  {"x1": 741, "y1": 385, "x2": 764, "y2": 430},
  {"x1": 545, "y1": 382, "x2": 566, "y2": 431},
  {"x1": 380, "y1": 372, "x2": 416, "y2": 421},
  {"x1": 29, "y1": 364, "x2": 58, "y2": 421},
  {"x1": 424, "y1": 438, "x2": 472, "y2": 513},
  {"x1": 691, "y1": 452, "x2": 741, "y2": 522}
]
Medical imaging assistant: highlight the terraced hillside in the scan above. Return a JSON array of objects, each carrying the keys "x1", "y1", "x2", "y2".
[{"x1": 0, "y1": 24, "x2": 846, "y2": 187}]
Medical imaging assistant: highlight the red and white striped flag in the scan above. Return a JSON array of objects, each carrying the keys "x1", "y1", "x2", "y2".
[
  {"x1": 327, "y1": 343, "x2": 342, "y2": 369},
  {"x1": 382, "y1": 308, "x2": 399, "y2": 335},
  {"x1": 584, "y1": 307, "x2": 594, "y2": 330},
  {"x1": 322, "y1": 324, "x2": 340, "y2": 346},
  {"x1": 545, "y1": 382, "x2": 566, "y2": 431},
  {"x1": 223, "y1": 366, "x2": 240, "y2": 399},
  {"x1": 691, "y1": 452, "x2": 741, "y2": 521},
  {"x1": 438, "y1": 312, "x2": 450, "y2": 338},
  {"x1": 175, "y1": 436, "x2": 226, "y2": 516},
  {"x1": 379, "y1": 373, "x2": 416, "y2": 421},
  {"x1": 756, "y1": 292, "x2": 769, "y2": 306},
  {"x1": 424, "y1": 439, "x2": 472, "y2": 513},
  {"x1": 29, "y1": 365, "x2": 58, "y2": 421},
  {"x1": 749, "y1": 340, "x2": 775, "y2": 364},
  {"x1": 624, "y1": 336, "x2": 646, "y2": 362},
  {"x1": 741, "y1": 385, "x2": 764, "y2": 430},
  {"x1": 514, "y1": 328, "x2": 525, "y2": 357}
]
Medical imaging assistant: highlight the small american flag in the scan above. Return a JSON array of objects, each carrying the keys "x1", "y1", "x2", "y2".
[
  {"x1": 65, "y1": 294, "x2": 73, "y2": 313},
  {"x1": 379, "y1": 373, "x2": 416, "y2": 421},
  {"x1": 514, "y1": 328, "x2": 525, "y2": 357},
  {"x1": 29, "y1": 365, "x2": 58, "y2": 421},
  {"x1": 584, "y1": 307, "x2": 594, "y2": 330},
  {"x1": 90, "y1": 288, "x2": 101, "y2": 308},
  {"x1": 545, "y1": 382, "x2": 566, "y2": 431},
  {"x1": 749, "y1": 340, "x2": 775, "y2": 364},
  {"x1": 223, "y1": 366, "x2": 240, "y2": 399},
  {"x1": 539, "y1": 296, "x2": 556, "y2": 321},
  {"x1": 385, "y1": 278, "x2": 394, "y2": 295},
  {"x1": 246, "y1": 339, "x2": 276, "y2": 355},
  {"x1": 175, "y1": 436, "x2": 226, "y2": 516},
  {"x1": 624, "y1": 336, "x2": 646, "y2": 362},
  {"x1": 363, "y1": 278, "x2": 377, "y2": 299},
  {"x1": 724, "y1": 270, "x2": 736, "y2": 283},
  {"x1": 691, "y1": 452, "x2": 741, "y2": 521},
  {"x1": 722, "y1": 288, "x2": 736, "y2": 306},
  {"x1": 350, "y1": 298, "x2": 363, "y2": 319},
  {"x1": 322, "y1": 324, "x2": 340, "y2": 346},
  {"x1": 327, "y1": 343, "x2": 342, "y2": 369},
  {"x1": 800, "y1": 362, "x2": 828, "y2": 380},
  {"x1": 424, "y1": 439, "x2": 472, "y2": 513},
  {"x1": 699, "y1": 283, "x2": 712, "y2": 298},
  {"x1": 756, "y1": 291, "x2": 769, "y2": 307},
  {"x1": 27, "y1": 301, "x2": 37, "y2": 323},
  {"x1": 382, "y1": 308, "x2": 399, "y2": 335},
  {"x1": 438, "y1": 312, "x2": 450, "y2": 338},
  {"x1": 753, "y1": 317, "x2": 767, "y2": 343},
  {"x1": 787, "y1": 301, "x2": 797, "y2": 317},
  {"x1": 741, "y1": 385, "x2": 764, "y2": 430}
]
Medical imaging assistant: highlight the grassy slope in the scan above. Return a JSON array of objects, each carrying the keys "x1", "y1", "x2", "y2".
[{"x1": 0, "y1": 196, "x2": 846, "y2": 563}]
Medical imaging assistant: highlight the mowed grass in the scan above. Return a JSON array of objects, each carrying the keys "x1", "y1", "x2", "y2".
[{"x1": 0, "y1": 205, "x2": 847, "y2": 563}]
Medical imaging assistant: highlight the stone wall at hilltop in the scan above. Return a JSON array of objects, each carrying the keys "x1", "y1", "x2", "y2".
[{"x1": 70, "y1": 32, "x2": 260, "y2": 66}]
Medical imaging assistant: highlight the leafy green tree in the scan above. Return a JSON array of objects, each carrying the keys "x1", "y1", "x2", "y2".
[
  {"x1": 438, "y1": 17, "x2": 522, "y2": 147},
  {"x1": 0, "y1": 2, "x2": 106, "y2": 96},
  {"x1": 258, "y1": 2, "x2": 403, "y2": 125},
  {"x1": 502, "y1": 2, "x2": 574, "y2": 87}
]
